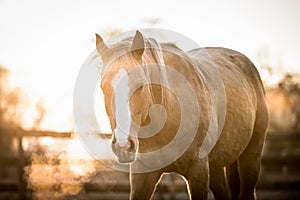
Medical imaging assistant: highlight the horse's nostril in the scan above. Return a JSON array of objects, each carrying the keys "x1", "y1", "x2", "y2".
[
  {"x1": 128, "y1": 138, "x2": 136, "y2": 152},
  {"x1": 112, "y1": 138, "x2": 116, "y2": 144},
  {"x1": 113, "y1": 139, "x2": 131, "y2": 151},
  {"x1": 112, "y1": 137, "x2": 137, "y2": 153}
]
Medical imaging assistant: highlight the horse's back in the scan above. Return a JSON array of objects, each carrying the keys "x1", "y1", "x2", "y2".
[
  {"x1": 204, "y1": 47, "x2": 266, "y2": 97},
  {"x1": 191, "y1": 47, "x2": 268, "y2": 166}
]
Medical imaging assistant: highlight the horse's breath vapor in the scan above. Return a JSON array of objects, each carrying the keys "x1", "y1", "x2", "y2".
[{"x1": 73, "y1": 28, "x2": 268, "y2": 199}]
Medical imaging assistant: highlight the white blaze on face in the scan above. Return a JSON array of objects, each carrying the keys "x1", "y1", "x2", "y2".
[{"x1": 111, "y1": 68, "x2": 131, "y2": 147}]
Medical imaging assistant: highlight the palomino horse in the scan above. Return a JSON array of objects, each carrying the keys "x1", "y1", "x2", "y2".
[{"x1": 96, "y1": 31, "x2": 269, "y2": 200}]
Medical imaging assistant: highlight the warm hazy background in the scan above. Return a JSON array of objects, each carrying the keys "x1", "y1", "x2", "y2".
[{"x1": 1, "y1": 0, "x2": 300, "y2": 132}]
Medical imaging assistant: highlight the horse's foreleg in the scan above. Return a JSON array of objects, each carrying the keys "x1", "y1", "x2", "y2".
[
  {"x1": 185, "y1": 159, "x2": 209, "y2": 200},
  {"x1": 129, "y1": 171, "x2": 162, "y2": 200},
  {"x1": 209, "y1": 164, "x2": 231, "y2": 200}
]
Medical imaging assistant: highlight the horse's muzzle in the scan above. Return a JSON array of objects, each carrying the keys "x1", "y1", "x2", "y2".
[{"x1": 112, "y1": 136, "x2": 137, "y2": 163}]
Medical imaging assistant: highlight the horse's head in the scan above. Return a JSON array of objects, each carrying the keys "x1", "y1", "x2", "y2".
[{"x1": 96, "y1": 31, "x2": 157, "y2": 163}]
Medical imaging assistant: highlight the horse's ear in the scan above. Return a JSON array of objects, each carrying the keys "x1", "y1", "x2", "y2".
[
  {"x1": 95, "y1": 33, "x2": 108, "y2": 56},
  {"x1": 131, "y1": 31, "x2": 145, "y2": 58}
]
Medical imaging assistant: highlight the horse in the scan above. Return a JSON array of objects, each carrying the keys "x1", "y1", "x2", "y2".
[{"x1": 95, "y1": 31, "x2": 269, "y2": 200}]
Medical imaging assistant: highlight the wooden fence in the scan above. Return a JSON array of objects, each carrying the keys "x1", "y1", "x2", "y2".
[
  {"x1": 0, "y1": 130, "x2": 72, "y2": 200},
  {"x1": 0, "y1": 130, "x2": 299, "y2": 200}
]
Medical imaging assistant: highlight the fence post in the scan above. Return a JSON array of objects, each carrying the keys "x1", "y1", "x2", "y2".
[{"x1": 17, "y1": 132, "x2": 26, "y2": 200}]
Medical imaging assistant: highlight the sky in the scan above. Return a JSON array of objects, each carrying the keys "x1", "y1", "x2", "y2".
[{"x1": 0, "y1": 0, "x2": 299, "y2": 131}]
